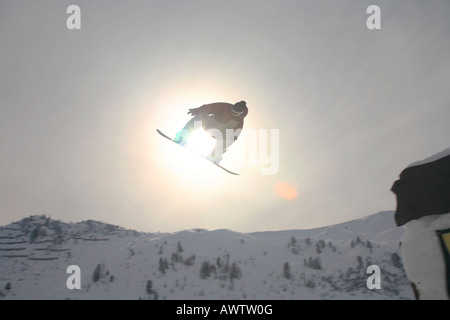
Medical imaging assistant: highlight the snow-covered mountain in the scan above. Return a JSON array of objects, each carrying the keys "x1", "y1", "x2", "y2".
[{"x1": 0, "y1": 212, "x2": 414, "y2": 300}]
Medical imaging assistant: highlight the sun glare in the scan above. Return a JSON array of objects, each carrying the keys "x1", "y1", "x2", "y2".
[
  {"x1": 185, "y1": 128, "x2": 217, "y2": 158},
  {"x1": 158, "y1": 127, "x2": 228, "y2": 187}
]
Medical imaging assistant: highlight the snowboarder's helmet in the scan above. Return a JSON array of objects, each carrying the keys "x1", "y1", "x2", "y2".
[{"x1": 231, "y1": 101, "x2": 247, "y2": 118}]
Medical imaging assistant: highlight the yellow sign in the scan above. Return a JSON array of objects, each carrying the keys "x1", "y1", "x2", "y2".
[
  {"x1": 441, "y1": 232, "x2": 450, "y2": 252},
  {"x1": 437, "y1": 228, "x2": 450, "y2": 299}
]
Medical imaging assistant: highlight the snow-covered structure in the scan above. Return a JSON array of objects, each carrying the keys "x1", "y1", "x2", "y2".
[{"x1": 391, "y1": 148, "x2": 450, "y2": 299}]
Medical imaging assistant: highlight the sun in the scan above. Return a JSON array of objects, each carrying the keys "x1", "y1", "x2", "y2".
[
  {"x1": 184, "y1": 128, "x2": 217, "y2": 158},
  {"x1": 158, "y1": 128, "x2": 228, "y2": 186}
]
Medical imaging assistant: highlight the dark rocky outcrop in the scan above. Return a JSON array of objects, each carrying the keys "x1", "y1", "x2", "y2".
[{"x1": 391, "y1": 154, "x2": 450, "y2": 226}]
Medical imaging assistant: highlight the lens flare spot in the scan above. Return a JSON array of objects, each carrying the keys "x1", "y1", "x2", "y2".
[{"x1": 274, "y1": 181, "x2": 298, "y2": 201}]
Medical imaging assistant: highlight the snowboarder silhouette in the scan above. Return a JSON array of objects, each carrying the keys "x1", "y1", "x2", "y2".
[{"x1": 175, "y1": 101, "x2": 248, "y2": 163}]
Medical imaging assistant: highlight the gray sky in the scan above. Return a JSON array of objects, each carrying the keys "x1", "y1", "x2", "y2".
[{"x1": 1, "y1": 0, "x2": 449, "y2": 232}]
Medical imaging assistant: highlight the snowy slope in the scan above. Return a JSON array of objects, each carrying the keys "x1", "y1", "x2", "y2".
[
  {"x1": 0, "y1": 213, "x2": 414, "y2": 300},
  {"x1": 407, "y1": 148, "x2": 450, "y2": 168}
]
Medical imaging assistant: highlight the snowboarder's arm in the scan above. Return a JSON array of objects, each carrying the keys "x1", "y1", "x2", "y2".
[{"x1": 188, "y1": 103, "x2": 231, "y2": 116}]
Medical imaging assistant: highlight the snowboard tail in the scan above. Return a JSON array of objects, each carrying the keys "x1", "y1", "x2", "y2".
[{"x1": 156, "y1": 129, "x2": 239, "y2": 175}]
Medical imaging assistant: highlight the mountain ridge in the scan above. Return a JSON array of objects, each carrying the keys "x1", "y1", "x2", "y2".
[{"x1": 0, "y1": 212, "x2": 414, "y2": 299}]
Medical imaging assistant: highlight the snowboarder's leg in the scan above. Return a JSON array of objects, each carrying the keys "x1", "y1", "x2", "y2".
[
  {"x1": 206, "y1": 138, "x2": 226, "y2": 164},
  {"x1": 205, "y1": 129, "x2": 238, "y2": 164}
]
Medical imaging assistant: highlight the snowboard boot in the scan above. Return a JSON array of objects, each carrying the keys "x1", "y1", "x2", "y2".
[{"x1": 174, "y1": 132, "x2": 188, "y2": 147}]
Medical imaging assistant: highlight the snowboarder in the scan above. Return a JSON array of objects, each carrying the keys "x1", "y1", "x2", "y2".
[{"x1": 175, "y1": 101, "x2": 248, "y2": 163}]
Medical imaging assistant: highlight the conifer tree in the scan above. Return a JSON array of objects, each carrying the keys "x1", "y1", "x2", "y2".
[
  {"x1": 93, "y1": 264, "x2": 102, "y2": 282},
  {"x1": 283, "y1": 262, "x2": 291, "y2": 279}
]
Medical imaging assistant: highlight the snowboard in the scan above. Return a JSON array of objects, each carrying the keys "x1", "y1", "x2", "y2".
[{"x1": 156, "y1": 129, "x2": 239, "y2": 175}]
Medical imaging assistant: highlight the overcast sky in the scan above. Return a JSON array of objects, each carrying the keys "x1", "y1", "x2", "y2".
[{"x1": 1, "y1": 0, "x2": 449, "y2": 232}]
